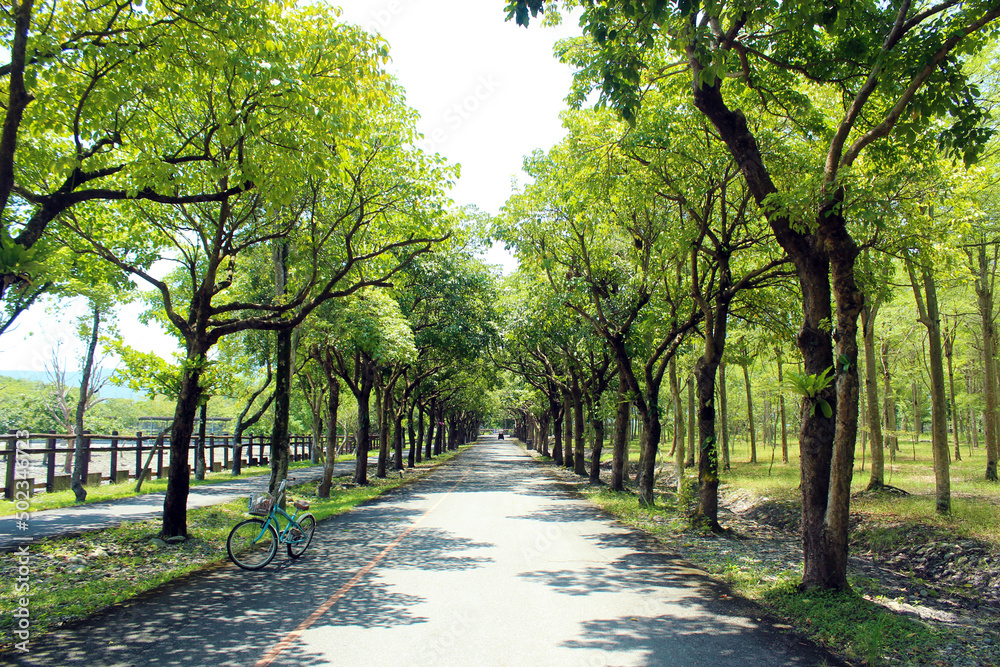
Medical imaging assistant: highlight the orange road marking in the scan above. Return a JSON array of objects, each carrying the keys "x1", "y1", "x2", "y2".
[{"x1": 253, "y1": 456, "x2": 475, "y2": 667}]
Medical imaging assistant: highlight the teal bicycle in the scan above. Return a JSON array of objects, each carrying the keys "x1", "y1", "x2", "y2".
[{"x1": 227, "y1": 479, "x2": 316, "y2": 570}]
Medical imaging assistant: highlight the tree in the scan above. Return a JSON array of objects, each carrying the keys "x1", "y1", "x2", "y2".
[
  {"x1": 498, "y1": 108, "x2": 705, "y2": 504},
  {"x1": 1, "y1": 2, "x2": 278, "y2": 313},
  {"x1": 905, "y1": 248, "x2": 952, "y2": 513},
  {"x1": 57, "y1": 7, "x2": 450, "y2": 537},
  {"x1": 322, "y1": 290, "x2": 417, "y2": 486},
  {"x1": 508, "y1": 0, "x2": 1000, "y2": 590}
]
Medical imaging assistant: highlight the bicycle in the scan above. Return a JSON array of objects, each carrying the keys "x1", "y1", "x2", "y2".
[{"x1": 227, "y1": 479, "x2": 317, "y2": 570}]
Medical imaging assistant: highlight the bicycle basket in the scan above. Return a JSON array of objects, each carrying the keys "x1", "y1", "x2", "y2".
[{"x1": 247, "y1": 493, "x2": 274, "y2": 517}]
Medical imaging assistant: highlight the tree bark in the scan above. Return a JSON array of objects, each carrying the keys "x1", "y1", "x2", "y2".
[
  {"x1": 776, "y1": 347, "x2": 789, "y2": 464},
  {"x1": 742, "y1": 362, "x2": 757, "y2": 463},
  {"x1": 907, "y1": 256, "x2": 951, "y2": 513},
  {"x1": 70, "y1": 305, "x2": 100, "y2": 502},
  {"x1": 572, "y1": 375, "x2": 586, "y2": 476},
  {"x1": 353, "y1": 369, "x2": 374, "y2": 485},
  {"x1": 194, "y1": 401, "x2": 208, "y2": 481},
  {"x1": 862, "y1": 302, "x2": 885, "y2": 490},
  {"x1": 944, "y1": 324, "x2": 961, "y2": 462},
  {"x1": 720, "y1": 361, "x2": 730, "y2": 471},
  {"x1": 694, "y1": 353, "x2": 721, "y2": 531},
  {"x1": 161, "y1": 353, "x2": 205, "y2": 538},
  {"x1": 416, "y1": 403, "x2": 425, "y2": 464},
  {"x1": 269, "y1": 241, "x2": 291, "y2": 495},
  {"x1": 424, "y1": 398, "x2": 436, "y2": 460},
  {"x1": 317, "y1": 379, "x2": 340, "y2": 498},
  {"x1": 670, "y1": 358, "x2": 684, "y2": 492},
  {"x1": 686, "y1": 376, "x2": 696, "y2": 468},
  {"x1": 972, "y1": 243, "x2": 1000, "y2": 481},
  {"x1": 563, "y1": 391, "x2": 574, "y2": 469},
  {"x1": 551, "y1": 392, "x2": 564, "y2": 465},
  {"x1": 588, "y1": 412, "x2": 605, "y2": 484},
  {"x1": 407, "y1": 400, "x2": 417, "y2": 468},
  {"x1": 692, "y1": 66, "x2": 849, "y2": 590},
  {"x1": 610, "y1": 378, "x2": 629, "y2": 491}
]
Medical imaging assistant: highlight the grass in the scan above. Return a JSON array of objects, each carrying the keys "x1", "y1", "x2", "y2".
[
  {"x1": 0, "y1": 446, "x2": 466, "y2": 648},
  {"x1": 720, "y1": 435, "x2": 1000, "y2": 546},
  {"x1": 0, "y1": 458, "x2": 352, "y2": 516},
  {"x1": 578, "y1": 484, "x2": 941, "y2": 666},
  {"x1": 566, "y1": 434, "x2": 1000, "y2": 666}
]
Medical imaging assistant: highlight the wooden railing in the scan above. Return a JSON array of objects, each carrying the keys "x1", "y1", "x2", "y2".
[{"x1": 1, "y1": 430, "x2": 380, "y2": 499}]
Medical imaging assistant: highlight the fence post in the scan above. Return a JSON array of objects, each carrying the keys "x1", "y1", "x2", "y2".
[
  {"x1": 135, "y1": 432, "x2": 143, "y2": 482},
  {"x1": 223, "y1": 433, "x2": 230, "y2": 468},
  {"x1": 209, "y1": 434, "x2": 215, "y2": 472},
  {"x1": 110, "y1": 431, "x2": 119, "y2": 483},
  {"x1": 82, "y1": 430, "x2": 92, "y2": 481},
  {"x1": 4, "y1": 431, "x2": 15, "y2": 500},
  {"x1": 157, "y1": 434, "x2": 165, "y2": 478},
  {"x1": 46, "y1": 436, "x2": 57, "y2": 492}
]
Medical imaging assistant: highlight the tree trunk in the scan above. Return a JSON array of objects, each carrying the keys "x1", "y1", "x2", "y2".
[
  {"x1": 636, "y1": 399, "x2": 661, "y2": 504},
  {"x1": 971, "y1": 407, "x2": 980, "y2": 450},
  {"x1": 353, "y1": 378, "x2": 374, "y2": 485},
  {"x1": 318, "y1": 380, "x2": 340, "y2": 498},
  {"x1": 434, "y1": 404, "x2": 444, "y2": 455},
  {"x1": 269, "y1": 241, "x2": 291, "y2": 495},
  {"x1": 424, "y1": 399, "x2": 436, "y2": 460},
  {"x1": 742, "y1": 363, "x2": 757, "y2": 463},
  {"x1": 973, "y1": 244, "x2": 1000, "y2": 481},
  {"x1": 416, "y1": 403, "x2": 425, "y2": 464},
  {"x1": 610, "y1": 379, "x2": 629, "y2": 491},
  {"x1": 588, "y1": 412, "x2": 605, "y2": 484},
  {"x1": 161, "y1": 354, "x2": 205, "y2": 538},
  {"x1": 230, "y1": 371, "x2": 273, "y2": 477},
  {"x1": 393, "y1": 410, "x2": 405, "y2": 471},
  {"x1": 862, "y1": 302, "x2": 885, "y2": 490},
  {"x1": 882, "y1": 339, "x2": 898, "y2": 457},
  {"x1": 776, "y1": 347, "x2": 789, "y2": 464},
  {"x1": 269, "y1": 327, "x2": 292, "y2": 495},
  {"x1": 694, "y1": 354, "x2": 721, "y2": 530},
  {"x1": 407, "y1": 400, "x2": 417, "y2": 468},
  {"x1": 685, "y1": 376, "x2": 696, "y2": 468},
  {"x1": 720, "y1": 361, "x2": 730, "y2": 471},
  {"x1": 572, "y1": 376, "x2": 586, "y2": 476},
  {"x1": 70, "y1": 305, "x2": 100, "y2": 502},
  {"x1": 375, "y1": 384, "x2": 387, "y2": 479},
  {"x1": 907, "y1": 257, "x2": 951, "y2": 513},
  {"x1": 692, "y1": 75, "x2": 848, "y2": 589},
  {"x1": 944, "y1": 327, "x2": 961, "y2": 462},
  {"x1": 563, "y1": 391, "x2": 574, "y2": 469},
  {"x1": 670, "y1": 358, "x2": 685, "y2": 492},
  {"x1": 194, "y1": 401, "x2": 208, "y2": 481},
  {"x1": 551, "y1": 394, "x2": 564, "y2": 465}
]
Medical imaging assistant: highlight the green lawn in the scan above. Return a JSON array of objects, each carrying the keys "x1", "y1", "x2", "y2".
[
  {"x1": 0, "y1": 446, "x2": 467, "y2": 648},
  {"x1": 0, "y1": 457, "x2": 356, "y2": 516},
  {"x1": 567, "y1": 433, "x2": 1000, "y2": 666}
]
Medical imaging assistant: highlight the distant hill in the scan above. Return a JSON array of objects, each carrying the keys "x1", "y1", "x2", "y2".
[{"x1": 0, "y1": 370, "x2": 143, "y2": 400}]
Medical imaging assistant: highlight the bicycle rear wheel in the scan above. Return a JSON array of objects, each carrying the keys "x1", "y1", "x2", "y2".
[
  {"x1": 228, "y1": 519, "x2": 278, "y2": 570},
  {"x1": 286, "y1": 514, "x2": 316, "y2": 559}
]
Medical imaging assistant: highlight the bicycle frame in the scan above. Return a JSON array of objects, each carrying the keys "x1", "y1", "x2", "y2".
[{"x1": 251, "y1": 481, "x2": 308, "y2": 545}]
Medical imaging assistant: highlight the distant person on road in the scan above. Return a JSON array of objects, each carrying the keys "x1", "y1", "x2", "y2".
[{"x1": 498, "y1": 430, "x2": 504, "y2": 440}]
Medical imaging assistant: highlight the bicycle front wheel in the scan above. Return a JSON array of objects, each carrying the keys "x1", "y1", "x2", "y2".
[
  {"x1": 228, "y1": 519, "x2": 278, "y2": 570},
  {"x1": 287, "y1": 514, "x2": 316, "y2": 559}
]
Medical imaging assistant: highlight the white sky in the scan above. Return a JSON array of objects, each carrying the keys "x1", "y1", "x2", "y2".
[{"x1": 0, "y1": 1, "x2": 580, "y2": 372}]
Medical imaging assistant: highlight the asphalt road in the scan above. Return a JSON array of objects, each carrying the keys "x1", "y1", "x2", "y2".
[
  {"x1": 0, "y1": 465, "x2": 337, "y2": 551},
  {"x1": 5, "y1": 438, "x2": 840, "y2": 666}
]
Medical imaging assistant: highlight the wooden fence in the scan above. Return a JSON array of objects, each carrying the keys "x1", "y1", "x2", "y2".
[{"x1": 1, "y1": 430, "x2": 380, "y2": 499}]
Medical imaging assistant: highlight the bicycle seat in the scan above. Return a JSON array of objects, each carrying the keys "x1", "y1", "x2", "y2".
[{"x1": 294, "y1": 500, "x2": 310, "y2": 511}]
